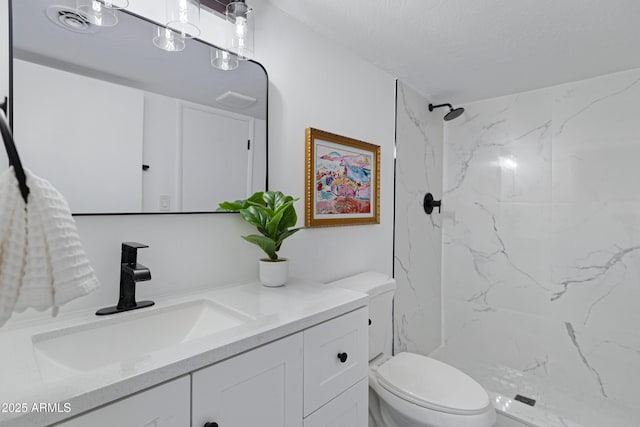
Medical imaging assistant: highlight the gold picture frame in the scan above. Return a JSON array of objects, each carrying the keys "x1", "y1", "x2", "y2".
[{"x1": 305, "y1": 128, "x2": 380, "y2": 227}]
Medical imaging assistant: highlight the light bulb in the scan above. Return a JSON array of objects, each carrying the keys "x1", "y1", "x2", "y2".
[
  {"x1": 211, "y1": 48, "x2": 239, "y2": 71},
  {"x1": 153, "y1": 25, "x2": 186, "y2": 52},
  {"x1": 166, "y1": 0, "x2": 201, "y2": 39},
  {"x1": 226, "y1": 1, "x2": 254, "y2": 59},
  {"x1": 235, "y1": 16, "x2": 247, "y2": 36}
]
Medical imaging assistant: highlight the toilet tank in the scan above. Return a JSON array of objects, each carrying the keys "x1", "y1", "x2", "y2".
[{"x1": 328, "y1": 272, "x2": 396, "y2": 361}]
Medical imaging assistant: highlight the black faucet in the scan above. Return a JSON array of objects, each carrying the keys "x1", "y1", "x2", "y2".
[{"x1": 96, "y1": 242, "x2": 154, "y2": 316}]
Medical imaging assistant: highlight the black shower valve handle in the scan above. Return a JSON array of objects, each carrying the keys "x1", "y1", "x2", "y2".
[{"x1": 423, "y1": 193, "x2": 441, "y2": 215}]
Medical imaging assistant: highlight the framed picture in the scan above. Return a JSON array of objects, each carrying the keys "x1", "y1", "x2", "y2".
[{"x1": 305, "y1": 128, "x2": 380, "y2": 227}]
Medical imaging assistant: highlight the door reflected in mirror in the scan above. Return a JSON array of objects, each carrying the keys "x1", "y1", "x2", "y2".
[{"x1": 8, "y1": 0, "x2": 267, "y2": 214}]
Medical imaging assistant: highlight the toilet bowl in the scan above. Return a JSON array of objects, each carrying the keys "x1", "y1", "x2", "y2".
[{"x1": 329, "y1": 272, "x2": 496, "y2": 427}]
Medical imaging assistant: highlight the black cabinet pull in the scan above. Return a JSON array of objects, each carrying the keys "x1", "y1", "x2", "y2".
[
  {"x1": 337, "y1": 352, "x2": 348, "y2": 363},
  {"x1": 204, "y1": 423, "x2": 219, "y2": 427}
]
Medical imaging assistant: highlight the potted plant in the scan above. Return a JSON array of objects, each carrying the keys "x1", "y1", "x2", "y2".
[{"x1": 218, "y1": 191, "x2": 302, "y2": 287}]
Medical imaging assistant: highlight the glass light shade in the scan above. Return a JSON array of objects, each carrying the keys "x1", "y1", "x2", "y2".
[
  {"x1": 211, "y1": 48, "x2": 239, "y2": 71},
  {"x1": 100, "y1": 0, "x2": 129, "y2": 9},
  {"x1": 76, "y1": 0, "x2": 118, "y2": 27},
  {"x1": 153, "y1": 26, "x2": 186, "y2": 52},
  {"x1": 166, "y1": 0, "x2": 201, "y2": 39},
  {"x1": 226, "y1": 1, "x2": 254, "y2": 59}
]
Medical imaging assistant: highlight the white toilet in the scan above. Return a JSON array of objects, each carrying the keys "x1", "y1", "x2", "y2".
[{"x1": 330, "y1": 272, "x2": 496, "y2": 427}]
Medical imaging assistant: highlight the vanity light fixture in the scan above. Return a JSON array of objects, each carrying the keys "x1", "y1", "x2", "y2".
[
  {"x1": 166, "y1": 0, "x2": 202, "y2": 39},
  {"x1": 99, "y1": 0, "x2": 129, "y2": 8},
  {"x1": 76, "y1": 0, "x2": 121, "y2": 27},
  {"x1": 226, "y1": 0, "x2": 254, "y2": 59},
  {"x1": 211, "y1": 48, "x2": 239, "y2": 71},
  {"x1": 153, "y1": 26, "x2": 186, "y2": 52}
]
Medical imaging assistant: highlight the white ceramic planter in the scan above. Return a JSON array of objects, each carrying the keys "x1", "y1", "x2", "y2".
[{"x1": 259, "y1": 259, "x2": 289, "y2": 287}]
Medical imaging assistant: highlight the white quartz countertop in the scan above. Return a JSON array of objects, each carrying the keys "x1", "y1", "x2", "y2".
[{"x1": 0, "y1": 279, "x2": 368, "y2": 426}]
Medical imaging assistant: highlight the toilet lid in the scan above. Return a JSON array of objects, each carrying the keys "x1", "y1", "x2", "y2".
[{"x1": 375, "y1": 353, "x2": 491, "y2": 415}]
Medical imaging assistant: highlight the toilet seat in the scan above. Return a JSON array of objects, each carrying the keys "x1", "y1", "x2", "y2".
[{"x1": 375, "y1": 352, "x2": 491, "y2": 416}]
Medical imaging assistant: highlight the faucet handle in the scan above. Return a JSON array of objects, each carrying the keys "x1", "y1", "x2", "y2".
[{"x1": 121, "y1": 242, "x2": 149, "y2": 264}]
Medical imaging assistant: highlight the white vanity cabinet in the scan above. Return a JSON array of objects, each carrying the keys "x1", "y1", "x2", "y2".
[
  {"x1": 303, "y1": 379, "x2": 369, "y2": 427},
  {"x1": 42, "y1": 305, "x2": 368, "y2": 427},
  {"x1": 55, "y1": 376, "x2": 190, "y2": 427},
  {"x1": 302, "y1": 307, "x2": 369, "y2": 426},
  {"x1": 191, "y1": 333, "x2": 304, "y2": 427},
  {"x1": 190, "y1": 307, "x2": 368, "y2": 427},
  {"x1": 303, "y1": 308, "x2": 368, "y2": 416}
]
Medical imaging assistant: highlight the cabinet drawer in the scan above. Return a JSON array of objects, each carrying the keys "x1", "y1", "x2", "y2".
[
  {"x1": 55, "y1": 376, "x2": 190, "y2": 427},
  {"x1": 304, "y1": 378, "x2": 368, "y2": 427},
  {"x1": 303, "y1": 307, "x2": 368, "y2": 416}
]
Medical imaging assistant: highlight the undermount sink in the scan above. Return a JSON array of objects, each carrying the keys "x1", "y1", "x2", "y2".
[{"x1": 32, "y1": 299, "x2": 253, "y2": 377}]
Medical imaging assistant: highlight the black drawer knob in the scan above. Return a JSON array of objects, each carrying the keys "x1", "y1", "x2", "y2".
[
  {"x1": 204, "y1": 423, "x2": 219, "y2": 427},
  {"x1": 337, "y1": 352, "x2": 348, "y2": 363}
]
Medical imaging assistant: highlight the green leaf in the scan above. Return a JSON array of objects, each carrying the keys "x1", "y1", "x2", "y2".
[
  {"x1": 247, "y1": 192, "x2": 265, "y2": 205},
  {"x1": 216, "y1": 200, "x2": 246, "y2": 212},
  {"x1": 275, "y1": 228, "x2": 301, "y2": 251},
  {"x1": 262, "y1": 191, "x2": 279, "y2": 211},
  {"x1": 242, "y1": 234, "x2": 277, "y2": 260},
  {"x1": 266, "y1": 208, "x2": 284, "y2": 238},
  {"x1": 240, "y1": 206, "x2": 271, "y2": 235},
  {"x1": 220, "y1": 191, "x2": 302, "y2": 258},
  {"x1": 279, "y1": 204, "x2": 298, "y2": 229}
]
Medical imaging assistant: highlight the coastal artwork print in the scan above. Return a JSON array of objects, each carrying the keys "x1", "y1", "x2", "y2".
[{"x1": 305, "y1": 128, "x2": 380, "y2": 227}]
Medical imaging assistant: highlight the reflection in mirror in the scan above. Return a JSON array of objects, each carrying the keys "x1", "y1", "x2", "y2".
[{"x1": 9, "y1": 0, "x2": 267, "y2": 214}]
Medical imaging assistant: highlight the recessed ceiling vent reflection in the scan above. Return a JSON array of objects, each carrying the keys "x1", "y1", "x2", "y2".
[
  {"x1": 428, "y1": 103, "x2": 465, "y2": 121},
  {"x1": 216, "y1": 91, "x2": 257, "y2": 108},
  {"x1": 45, "y1": 5, "x2": 99, "y2": 34}
]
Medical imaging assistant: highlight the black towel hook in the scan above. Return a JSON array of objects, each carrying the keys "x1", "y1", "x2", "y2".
[{"x1": 0, "y1": 101, "x2": 30, "y2": 204}]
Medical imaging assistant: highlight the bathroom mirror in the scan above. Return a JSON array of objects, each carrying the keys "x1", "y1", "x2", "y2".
[{"x1": 7, "y1": 0, "x2": 267, "y2": 214}]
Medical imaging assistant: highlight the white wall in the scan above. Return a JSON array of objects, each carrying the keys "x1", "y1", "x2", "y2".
[
  {"x1": 0, "y1": 0, "x2": 7, "y2": 113},
  {"x1": 142, "y1": 93, "x2": 179, "y2": 212},
  {"x1": 14, "y1": 60, "x2": 144, "y2": 213},
  {"x1": 252, "y1": 118, "x2": 267, "y2": 192},
  {"x1": 1, "y1": 0, "x2": 395, "y2": 323},
  {"x1": 252, "y1": 1, "x2": 396, "y2": 281},
  {"x1": 394, "y1": 82, "x2": 443, "y2": 356}
]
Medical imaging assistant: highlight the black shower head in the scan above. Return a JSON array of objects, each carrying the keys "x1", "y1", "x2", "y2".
[
  {"x1": 428, "y1": 103, "x2": 465, "y2": 121},
  {"x1": 444, "y1": 107, "x2": 464, "y2": 121}
]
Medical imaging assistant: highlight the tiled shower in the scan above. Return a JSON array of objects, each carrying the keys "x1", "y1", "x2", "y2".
[{"x1": 394, "y1": 69, "x2": 640, "y2": 426}]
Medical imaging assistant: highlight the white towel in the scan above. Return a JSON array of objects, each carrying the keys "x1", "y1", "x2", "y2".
[
  {"x1": 0, "y1": 168, "x2": 27, "y2": 326},
  {"x1": 0, "y1": 167, "x2": 99, "y2": 326}
]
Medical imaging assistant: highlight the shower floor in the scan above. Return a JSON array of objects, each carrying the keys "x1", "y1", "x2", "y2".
[{"x1": 429, "y1": 349, "x2": 636, "y2": 427}]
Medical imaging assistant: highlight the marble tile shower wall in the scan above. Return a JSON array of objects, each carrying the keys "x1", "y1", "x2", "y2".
[
  {"x1": 440, "y1": 68, "x2": 640, "y2": 414},
  {"x1": 394, "y1": 82, "x2": 444, "y2": 355}
]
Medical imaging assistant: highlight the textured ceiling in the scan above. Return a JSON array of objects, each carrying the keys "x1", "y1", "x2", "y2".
[{"x1": 266, "y1": 0, "x2": 640, "y2": 103}]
